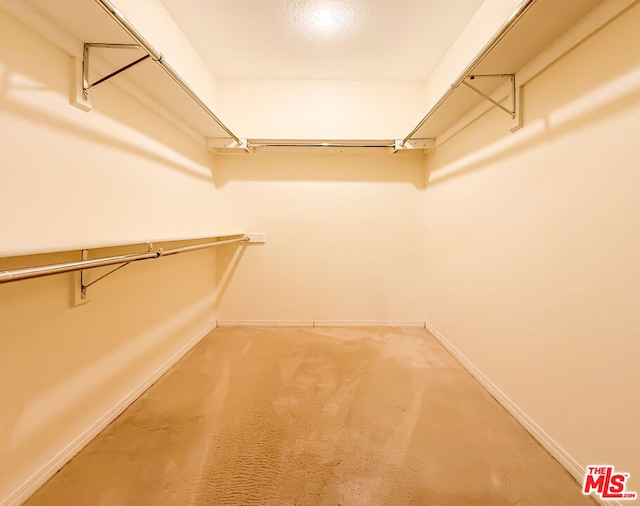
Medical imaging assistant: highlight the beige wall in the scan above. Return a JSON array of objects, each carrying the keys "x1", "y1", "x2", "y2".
[
  {"x1": 216, "y1": 79, "x2": 426, "y2": 140},
  {"x1": 0, "y1": 8, "x2": 222, "y2": 253},
  {"x1": 214, "y1": 151, "x2": 428, "y2": 323},
  {"x1": 0, "y1": 9, "x2": 225, "y2": 504},
  {"x1": 214, "y1": 0, "x2": 526, "y2": 141},
  {"x1": 214, "y1": 67, "x2": 430, "y2": 323},
  {"x1": 423, "y1": 1, "x2": 640, "y2": 487}
]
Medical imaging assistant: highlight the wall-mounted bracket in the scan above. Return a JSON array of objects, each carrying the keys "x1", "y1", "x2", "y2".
[
  {"x1": 461, "y1": 74, "x2": 517, "y2": 119},
  {"x1": 206, "y1": 137, "x2": 251, "y2": 153},
  {"x1": 80, "y1": 243, "x2": 154, "y2": 299},
  {"x1": 82, "y1": 43, "x2": 150, "y2": 101},
  {"x1": 393, "y1": 138, "x2": 435, "y2": 153}
]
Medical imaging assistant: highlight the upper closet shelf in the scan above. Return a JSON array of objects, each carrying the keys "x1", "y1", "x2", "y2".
[
  {"x1": 402, "y1": 0, "x2": 602, "y2": 145},
  {"x1": 3, "y1": 0, "x2": 246, "y2": 150},
  {"x1": 2, "y1": 0, "x2": 603, "y2": 153}
]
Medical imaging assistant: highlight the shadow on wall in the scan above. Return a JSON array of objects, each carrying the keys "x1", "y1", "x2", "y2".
[
  {"x1": 214, "y1": 151, "x2": 427, "y2": 189},
  {"x1": 425, "y1": 4, "x2": 640, "y2": 187},
  {"x1": 0, "y1": 11, "x2": 215, "y2": 181},
  {"x1": 214, "y1": 243, "x2": 248, "y2": 312},
  {"x1": 0, "y1": 244, "x2": 218, "y2": 496}
]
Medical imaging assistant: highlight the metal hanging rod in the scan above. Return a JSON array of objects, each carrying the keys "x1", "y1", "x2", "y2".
[
  {"x1": 161, "y1": 236, "x2": 251, "y2": 256},
  {"x1": 0, "y1": 251, "x2": 160, "y2": 284},
  {"x1": 0, "y1": 235, "x2": 250, "y2": 285},
  {"x1": 402, "y1": 0, "x2": 536, "y2": 145},
  {"x1": 207, "y1": 138, "x2": 434, "y2": 153},
  {"x1": 93, "y1": 0, "x2": 242, "y2": 145},
  {"x1": 247, "y1": 140, "x2": 397, "y2": 149}
]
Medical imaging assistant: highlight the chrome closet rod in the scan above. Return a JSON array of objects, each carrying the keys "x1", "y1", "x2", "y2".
[
  {"x1": 402, "y1": 0, "x2": 536, "y2": 145},
  {"x1": 248, "y1": 140, "x2": 396, "y2": 149},
  {"x1": 160, "y1": 235, "x2": 249, "y2": 256},
  {"x1": 94, "y1": 0, "x2": 242, "y2": 145},
  {"x1": 0, "y1": 251, "x2": 159, "y2": 283},
  {"x1": 0, "y1": 235, "x2": 250, "y2": 284}
]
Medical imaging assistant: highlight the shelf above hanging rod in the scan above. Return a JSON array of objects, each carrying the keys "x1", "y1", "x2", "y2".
[
  {"x1": 0, "y1": 234, "x2": 250, "y2": 285},
  {"x1": 401, "y1": 0, "x2": 602, "y2": 144},
  {"x1": 0, "y1": 0, "x2": 245, "y2": 146},
  {"x1": 401, "y1": 0, "x2": 535, "y2": 145},
  {"x1": 91, "y1": 0, "x2": 244, "y2": 146}
]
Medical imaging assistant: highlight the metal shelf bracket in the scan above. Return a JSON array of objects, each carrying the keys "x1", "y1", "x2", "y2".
[
  {"x1": 82, "y1": 43, "x2": 151, "y2": 101},
  {"x1": 461, "y1": 74, "x2": 518, "y2": 119},
  {"x1": 393, "y1": 138, "x2": 435, "y2": 153},
  {"x1": 206, "y1": 137, "x2": 251, "y2": 153},
  {"x1": 80, "y1": 243, "x2": 155, "y2": 299}
]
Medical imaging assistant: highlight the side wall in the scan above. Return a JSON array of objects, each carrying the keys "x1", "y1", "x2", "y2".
[
  {"x1": 0, "y1": 10, "x2": 224, "y2": 505},
  {"x1": 423, "y1": 1, "x2": 640, "y2": 489}
]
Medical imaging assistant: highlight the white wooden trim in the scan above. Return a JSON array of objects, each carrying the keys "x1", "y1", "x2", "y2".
[
  {"x1": 2, "y1": 321, "x2": 217, "y2": 506},
  {"x1": 313, "y1": 320, "x2": 426, "y2": 328},
  {"x1": 216, "y1": 320, "x2": 427, "y2": 328},
  {"x1": 216, "y1": 320, "x2": 315, "y2": 327},
  {"x1": 0, "y1": 231, "x2": 245, "y2": 258}
]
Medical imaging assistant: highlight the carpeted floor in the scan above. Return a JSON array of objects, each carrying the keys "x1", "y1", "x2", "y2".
[{"x1": 24, "y1": 327, "x2": 596, "y2": 505}]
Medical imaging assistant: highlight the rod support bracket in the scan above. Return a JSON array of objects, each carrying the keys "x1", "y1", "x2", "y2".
[
  {"x1": 82, "y1": 43, "x2": 149, "y2": 102},
  {"x1": 206, "y1": 137, "x2": 251, "y2": 153},
  {"x1": 462, "y1": 73, "x2": 518, "y2": 119},
  {"x1": 393, "y1": 138, "x2": 435, "y2": 153},
  {"x1": 79, "y1": 249, "x2": 89, "y2": 300},
  {"x1": 79, "y1": 245, "x2": 153, "y2": 299}
]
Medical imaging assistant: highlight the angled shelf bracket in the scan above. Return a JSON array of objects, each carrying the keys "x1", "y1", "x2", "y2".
[
  {"x1": 393, "y1": 138, "x2": 435, "y2": 153},
  {"x1": 206, "y1": 137, "x2": 251, "y2": 153},
  {"x1": 461, "y1": 74, "x2": 517, "y2": 119},
  {"x1": 80, "y1": 243, "x2": 155, "y2": 300},
  {"x1": 82, "y1": 43, "x2": 151, "y2": 101}
]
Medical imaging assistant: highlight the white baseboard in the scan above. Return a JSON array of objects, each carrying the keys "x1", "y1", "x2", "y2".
[
  {"x1": 314, "y1": 320, "x2": 427, "y2": 328},
  {"x1": 217, "y1": 320, "x2": 427, "y2": 328},
  {"x1": 217, "y1": 320, "x2": 315, "y2": 327},
  {"x1": 424, "y1": 322, "x2": 614, "y2": 505},
  {"x1": 3, "y1": 321, "x2": 217, "y2": 506}
]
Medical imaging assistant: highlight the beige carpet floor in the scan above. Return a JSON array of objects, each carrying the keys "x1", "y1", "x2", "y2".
[{"x1": 24, "y1": 327, "x2": 596, "y2": 505}]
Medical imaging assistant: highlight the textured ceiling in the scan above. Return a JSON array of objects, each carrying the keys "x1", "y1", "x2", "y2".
[{"x1": 157, "y1": 0, "x2": 485, "y2": 81}]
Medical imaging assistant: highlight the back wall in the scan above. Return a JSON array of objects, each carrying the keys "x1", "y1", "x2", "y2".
[{"x1": 215, "y1": 151, "x2": 428, "y2": 324}]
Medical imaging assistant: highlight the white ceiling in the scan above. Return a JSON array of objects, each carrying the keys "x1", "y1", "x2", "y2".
[{"x1": 157, "y1": 0, "x2": 485, "y2": 81}]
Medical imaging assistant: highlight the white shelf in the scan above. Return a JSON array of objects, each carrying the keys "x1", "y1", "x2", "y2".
[
  {"x1": 0, "y1": 232, "x2": 250, "y2": 259},
  {"x1": 2, "y1": 0, "x2": 606, "y2": 151},
  {"x1": 404, "y1": 0, "x2": 602, "y2": 142},
  {"x1": 1, "y1": 0, "x2": 240, "y2": 143}
]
